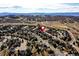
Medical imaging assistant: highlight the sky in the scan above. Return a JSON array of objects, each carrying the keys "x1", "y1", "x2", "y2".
[{"x1": 0, "y1": 0, "x2": 79, "y2": 13}]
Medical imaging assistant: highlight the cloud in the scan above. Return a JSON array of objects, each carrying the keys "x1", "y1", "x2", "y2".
[
  {"x1": 0, "y1": 0, "x2": 79, "y2": 13},
  {"x1": 0, "y1": 5, "x2": 22, "y2": 9}
]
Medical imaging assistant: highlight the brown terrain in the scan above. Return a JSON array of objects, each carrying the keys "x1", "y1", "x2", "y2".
[{"x1": 0, "y1": 16, "x2": 79, "y2": 56}]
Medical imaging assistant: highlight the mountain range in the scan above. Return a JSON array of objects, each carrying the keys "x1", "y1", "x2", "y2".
[{"x1": 0, "y1": 12, "x2": 79, "y2": 16}]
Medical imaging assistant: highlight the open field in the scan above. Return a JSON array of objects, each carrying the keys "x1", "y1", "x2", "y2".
[
  {"x1": 0, "y1": 21, "x2": 79, "y2": 56},
  {"x1": 0, "y1": 15, "x2": 79, "y2": 56},
  {"x1": 41, "y1": 21, "x2": 79, "y2": 37}
]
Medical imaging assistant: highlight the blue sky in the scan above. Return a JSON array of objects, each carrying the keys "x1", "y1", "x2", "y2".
[
  {"x1": 0, "y1": 0, "x2": 79, "y2": 13},
  {"x1": 64, "y1": 3, "x2": 79, "y2": 6}
]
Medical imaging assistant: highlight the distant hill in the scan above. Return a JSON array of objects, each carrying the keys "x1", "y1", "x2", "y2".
[
  {"x1": 0, "y1": 12, "x2": 79, "y2": 23},
  {"x1": 0, "y1": 12, "x2": 79, "y2": 16}
]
